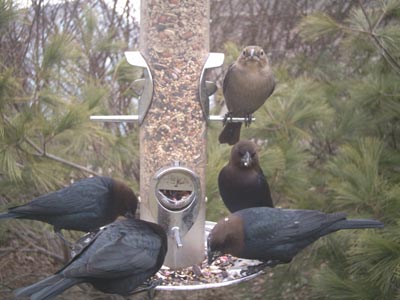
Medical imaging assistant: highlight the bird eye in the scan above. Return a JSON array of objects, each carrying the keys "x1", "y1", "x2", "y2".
[
  {"x1": 242, "y1": 50, "x2": 246, "y2": 56},
  {"x1": 260, "y1": 50, "x2": 264, "y2": 56}
]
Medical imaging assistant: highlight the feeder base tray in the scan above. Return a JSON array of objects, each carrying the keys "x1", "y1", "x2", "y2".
[
  {"x1": 71, "y1": 221, "x2": 266, "y2": 291},
  {"x1": 153, "y1": 221, "x2": 265, "y2": 291}
]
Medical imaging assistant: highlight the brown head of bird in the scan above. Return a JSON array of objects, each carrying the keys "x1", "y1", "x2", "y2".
[
  {"x1": 230, "y1": 140, "x2": 260, "y2": 169},
  {"x1": 237, "y1": 46, "x2": 269, "y2": 69},
  {"x1": 111, "y1": 179, "x2": 139, "y2": 218},
  {"x1": 207, "y1": 214, "x2": 245, "y2": 265}
]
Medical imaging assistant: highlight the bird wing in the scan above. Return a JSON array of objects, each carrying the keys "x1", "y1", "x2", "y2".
[
  {"x1": 276, "y1": 209, "x2": 346, "y2": 238},
  {"x1": 13, "y1": 179, "x2": 110, "y2": 216},
  {"x1": 255, "y1": 169, "x2": 273, "y2": 207},
  {"x1": 217, "y1": 167, "x2": 230, "y2": 201},
  {"x1": 242, "y1": 208, "x2": 346, "y2": 245},
  {"x1": 64, "y1": 229, "x2": 161, "y2": 279},
  {"x1": 269, "y1": 210, "x2": 346, "y2": 245},
  {"x1": 222, "y1": 63, "x2": 236, "y2": 96},
  {"x1": 88, "y1": 239, "x2": 159, "y2": 278}
]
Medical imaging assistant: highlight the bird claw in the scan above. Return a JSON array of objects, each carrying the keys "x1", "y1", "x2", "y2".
[
  {"x1": 244, "y1": 114, "x2": 253, "y2": 127},
  {"x1": 240, "y1": 262, "x2": 267, "y2": 276},
  {"x1": 55, "y1": 230, "x2": 74, "y2": 248},
  {"x1": 128, "y1": 278, "x2": 162, "y2": 298},
  {"x1": 264, "y1": 259, "x2": 281, "y2": 268},
  {"x1": 223, "y1": 112, "x2": 233, "y2": 126},
  {"x1": 240, "y1": 260, "x2": 281, "y2": 276}
]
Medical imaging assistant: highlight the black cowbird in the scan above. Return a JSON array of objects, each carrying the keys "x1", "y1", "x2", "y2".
[
  {"x1": 15, "y1": 218, "x2": 167, "y2": 299},
  {"x1": 208, "y1": 207, "x2": 383, "y2": 266},
  {"x1": 218, "y1": 140, "x2": 273, "y2": 212},
  {"x1": 0, "y1": 177, "x2": 138, "y2": 240},
  {"x1": 219, "y1": 45, "x2": 275, "y2": 145}
]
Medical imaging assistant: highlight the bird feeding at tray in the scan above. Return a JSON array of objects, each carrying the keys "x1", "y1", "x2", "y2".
[
  {"x1": 153, "y1": 221, "x2": 266, "y2": 290},
  {"x1": 71, "y1": 221, "x2": 267, "y2": 291}
]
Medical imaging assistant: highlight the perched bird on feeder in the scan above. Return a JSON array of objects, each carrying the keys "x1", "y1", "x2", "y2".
[
  {"x1": 218, "y1": 140, "x2": 273, "y2": 212},
  {"x1": 0, "y1": 177, "x2": 138, "y2": 242},
  {"x1": 15, "y1": 218, "x2": 167, "y2": 299},
  {"x1": 219, "y1": 45, "x2": 275, "y2": 145},
  {"x1": 207, "y1": 207, "x2": 384, "y2": 266}
]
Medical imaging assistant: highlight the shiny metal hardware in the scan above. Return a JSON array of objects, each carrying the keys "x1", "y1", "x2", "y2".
[
  {"x1": 209, "y1": 115, "x2": 256, "y2": 123},
  {"x1": 199, "y1": 52, "x2": 224, "y2": 121},
  {"x1": 89, "y1": 51, "x2": 153, "y2": 125},
  {"x1": 171, "y1": 227, "x2": 183, "y2": 248},
  {"x1": 125, "y1": 51, "x2": 153, "y2": 124},
  {"x1": 90, "y1": 115, "x2": 139, "y2": 122},
  {"x1": 149, "y1": 162, "x2": 202, "y2": 266}
]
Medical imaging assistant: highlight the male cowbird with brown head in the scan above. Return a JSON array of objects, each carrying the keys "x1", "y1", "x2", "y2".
[
  {"x1": 15, "y1": 218, "x2": 167, "y2": 299},
  {"x1": 208, "y1": 207, "x2": 383, "y2": 266},
  {"x1": 218, "y1": 140, "x2": 273, "y2": 212},
  {"x1": 0, "y1": 177, "x2": 138, "y2": 240},
  {"x1": 219, "y1": 45, "x2": 275, "y2": 145}
]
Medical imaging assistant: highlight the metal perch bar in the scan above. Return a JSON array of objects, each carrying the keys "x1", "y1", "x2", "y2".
[
  {"x1": 209, "y1": 115, "x2": 256, "y2": 123},
  {"x1": 90, "y1": 115, "x2": 255, "y2": 123},
  {"x1": 90, "y1": 115, "x2": 139, "y2": 122}
]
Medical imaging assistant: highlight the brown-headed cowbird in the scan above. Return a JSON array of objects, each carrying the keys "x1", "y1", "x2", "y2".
[
  {"x1": 208, "y1": 207, "x2": 383, "y2": 266},
  {"x1": 0, "y1": 177, "x2": 138, "y2": 240},
  {"x1": 219, "y1": 46, "x2": 275, "y2": 145},
  {"x1": 218, "y1": 140, "x2": 273, "y2": 212},
  {"x1": 15, "y1": 218, "x2": 167, "y2": 299}
]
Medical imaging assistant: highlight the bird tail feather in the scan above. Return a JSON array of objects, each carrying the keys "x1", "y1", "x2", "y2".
[
  {"x1": 15, "y1": 274, "x2": 80, "y2": 300},
  {"x1": 0, "y1": 212, "x2": 18, "y2": 219},
  {"x1": 333, "y1": 219, "x2": 384, "y2": 231},
  {"x1": 219, "y1": 123, "x2": 242, "y2": 145}
]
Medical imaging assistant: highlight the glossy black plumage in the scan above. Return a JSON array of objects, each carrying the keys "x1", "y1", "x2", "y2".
[
  {"x1": 208, "y1": 207, "x2": 384, "y2": 266},
  {"x1": 218, "y1": 140, "x2": 273, "y2": 212},
  {"x1": 219, "y1": 46, "x2": 275, "y2": 145},
  {"x1": 0, "y1": 177, "x2": 138, "y2": 236},
  {"x1": 15, "y1": 218, "x2": 167, "y2": 299}
]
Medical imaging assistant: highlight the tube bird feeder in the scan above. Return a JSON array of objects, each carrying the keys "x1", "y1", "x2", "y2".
[
  {"x1": 135, "y1": 0, "x2": 210, "y2": 269},
  {"x1": 91, "y1": 0, "x2": 266, "y2": 290}
]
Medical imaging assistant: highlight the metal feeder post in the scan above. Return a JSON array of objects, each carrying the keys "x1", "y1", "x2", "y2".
[
  {"x1": 136, "y1": 0, "x2": 210, "y2": 269},
  {"x1": 90, "y1": 1, "x2": 267, "y2": 288}
]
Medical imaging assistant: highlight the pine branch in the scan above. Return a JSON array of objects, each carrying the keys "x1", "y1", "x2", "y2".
[
  {"x1": 10, "y1": 227, "x2": 64, "y2": 263},
  {"x1": 356, "y1": 0, "x2": 400, "y2": 75},
  {"x1": 41, "y1": 152, "x2": 101, "y2": 176},
  {"x1": 24, "y1": 136, "x2": 101, "y2": 177},
  {"x1": 3, "y1": 115, "x2": 101, "y2": 177}
]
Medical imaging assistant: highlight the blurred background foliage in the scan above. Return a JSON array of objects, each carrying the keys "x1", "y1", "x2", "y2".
[{"x1": 0, "y1": 0, "x2": 399, "y2": 299}]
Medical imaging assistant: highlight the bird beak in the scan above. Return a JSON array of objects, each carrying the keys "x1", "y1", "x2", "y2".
[
  {"x1": 207, "y1": 250, "x2": 221, "y2": 265},
  {"x1": 249, "y1": 48, "x2": 255, "y2": 58},
  {"x1": 241, "y1": 151, "x2": 252, "y2": 167},
  {"x1": 207, "y1": 235, "x2": 221, "y2": 265},
  {"x1": 124, "y1": 211, "x2": 135, "y2": 219}
]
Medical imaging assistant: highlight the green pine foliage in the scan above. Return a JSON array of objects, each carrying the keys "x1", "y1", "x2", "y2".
[
  {"x1": 206, "y1": 1, "x2": 400, "y2": 299},
  {"x1": 299, "y1": 1, "x2": 399, "y2": 299},
  {"x1": 0, "y1": 1, "x2": 140, "y2": 208},
  {"x1": 0, "y1": 0, "x2": 398, "y2": 299}
]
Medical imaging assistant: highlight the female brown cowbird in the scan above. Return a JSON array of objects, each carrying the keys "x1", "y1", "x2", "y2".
[
  {"x1": 0, "y1": 177, "x2": 138, "y2": 240},
  {"x1": 218, "y1": 140, "x2": 273, "y2": 212},
  {"x1": 208, "y1": 207, "x2": 383, "y2": 266},
  {"x1": 15, "y1": 218, "x2": 167, "y2": 299},
  {"x1": 219, "y1": 45, "x2": 275, "y2": 145}
]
